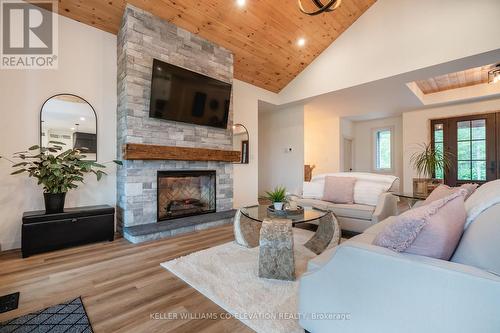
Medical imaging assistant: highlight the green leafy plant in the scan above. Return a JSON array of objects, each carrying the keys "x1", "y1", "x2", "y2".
[
  {"x1": 410, "y1": 142, "x2": 454, "y2": 179},
  {"x1": 0, "y1": 141, "x2": 122, "y2": 194},
  {"x1": 265, "y1": 186, "x2": 287, "y2": 203}
]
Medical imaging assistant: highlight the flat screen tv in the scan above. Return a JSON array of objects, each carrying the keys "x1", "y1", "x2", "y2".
[{"x1": 149, "y1": 59, "x2": 232, "y2": 129}]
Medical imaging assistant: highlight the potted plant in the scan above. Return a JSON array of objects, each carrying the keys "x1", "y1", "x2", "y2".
[
  {"x1": 410, "y1": 143, "x2": 453, "y2": 197},
  {"x1": 265, "y1": 186, "x2": 287, "y2": 210},
  {"x1": 0, "y1": 141, "x2": 121, "y2": 214}
]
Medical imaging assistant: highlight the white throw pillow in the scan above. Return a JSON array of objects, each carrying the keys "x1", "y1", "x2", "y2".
[
  {"x1": 308, "y1": 172, "x2": 398, "y2": 206},
  {"x1": 302, "y1": 182, "x2": 324, "y2": 199},
  {"x1": 465, "y1": 179, "x2": 500, "y2": 229},
  {"x1": 452, "y1": 202, "x2": 500, "y2": 275},
  {"x1": 353, "y1": 180, "x2": 387, "y2": 206}
]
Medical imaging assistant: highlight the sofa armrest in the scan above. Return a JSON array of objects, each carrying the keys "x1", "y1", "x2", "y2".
[
  {"x1": 299, "y1": 242, "x2": 500, "y2": 333},
  {"x1": 372, "y1": 192, "x2": 397, "y2": 223}
]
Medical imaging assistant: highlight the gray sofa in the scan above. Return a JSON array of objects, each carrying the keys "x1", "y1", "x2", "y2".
[
  {"x1": 299, "y1": 191, "x2": 500, "y2": 332},
  {"x1": 292, "y1": 175, "x2": 400, "y2": 233}
]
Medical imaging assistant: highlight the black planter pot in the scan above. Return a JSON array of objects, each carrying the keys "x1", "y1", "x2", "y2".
[{"x1": 44, "y1": 193, "x2": 67, "y2": 214}]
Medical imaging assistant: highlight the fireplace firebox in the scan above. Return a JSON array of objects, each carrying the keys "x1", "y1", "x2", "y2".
[{"x1": 157, "y1": 171, "x2": 216, "y2": 221}]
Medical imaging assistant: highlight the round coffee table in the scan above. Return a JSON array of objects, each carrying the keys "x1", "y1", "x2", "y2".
[
  {"x1": 233, "y1": 205, "x2": 341, "y2": 280},
  {"x1": 240, "y1": 205, "x2": 328, "y2": 226}
]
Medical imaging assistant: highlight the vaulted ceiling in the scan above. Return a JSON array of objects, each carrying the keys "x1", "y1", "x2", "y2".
[{"x1": 42, "y1": 0, "x2": 376, "y2": 92}]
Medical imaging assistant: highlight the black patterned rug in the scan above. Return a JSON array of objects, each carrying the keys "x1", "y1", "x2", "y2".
[{"x1": 0, "y1": 297, "x2": 93, "y2": 333}]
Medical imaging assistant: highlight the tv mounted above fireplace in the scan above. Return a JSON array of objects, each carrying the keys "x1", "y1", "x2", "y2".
[{"x1": 149, "y1": 59, "x2": 231, "y2": 129}]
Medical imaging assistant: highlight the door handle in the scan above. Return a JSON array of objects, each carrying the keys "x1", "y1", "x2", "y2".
[{"x1": 490, "y1": 161, "x2": 496, "y2": 173}]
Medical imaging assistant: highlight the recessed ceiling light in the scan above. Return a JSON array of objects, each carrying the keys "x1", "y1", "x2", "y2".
[
  {"x1": 236, "y1": 0, "x2": 246, "y2": 8},
  {"x1": 70, "y1": 127, "x2": 75, "y2": 131},
  {"x1": 297, "y1": 38, "x2": 306, "y2": 47},
  {"x1": 80, "y1": 117, "x2": 86, "y2": 121}
]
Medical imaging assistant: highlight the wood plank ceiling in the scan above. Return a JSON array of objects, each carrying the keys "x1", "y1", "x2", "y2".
[
  {"x1": 44, "y1": 0, "x2": 376, "y2": 93},
  {"x1": 415, "y1": 63, "x2": 497, "y2": 95}
]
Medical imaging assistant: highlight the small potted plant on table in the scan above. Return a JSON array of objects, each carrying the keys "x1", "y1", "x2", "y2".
[
  {"x1": 265, "y1": 186, "x2": 287, "y2": 211},
  {"x1": 0, "y1": 141, "x2": 121, "y2": 214}
]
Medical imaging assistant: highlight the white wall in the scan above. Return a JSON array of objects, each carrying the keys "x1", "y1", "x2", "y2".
[
  {"x1": 402, "y1": 98, "x2": 500, "y2": 192},
  {"x1": 352, "y1": 116, "x2": 403, "y2": 180},
  {"x1": 304, "y1": 106, "x2": 341, "y2": 176},
  {"x1": 0, "y1": 15, "x2": 117, "y2": 251},
  {"x1": 340, "y1": 119, "x2": 353, "y2": 138},
  {"x1": 339, "y1": 118, "x2": 353, "y2": 172},
  {"x1": 232, "y1": 80, "x2": 279, "y2": 208},
  {"x1": 280, "y1": 0, "x2": 500, "y2": 103},
  {"x1": 258, "y1": 106, "x2": 304, "y2": 196}
]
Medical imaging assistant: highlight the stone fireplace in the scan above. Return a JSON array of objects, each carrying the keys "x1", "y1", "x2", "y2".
[
  {"x1": 116, "y1": 5, "x2": 236, "y2": 243},
  {"x1": 157, "y1": 170, "x2": 216, "y2": 221}
]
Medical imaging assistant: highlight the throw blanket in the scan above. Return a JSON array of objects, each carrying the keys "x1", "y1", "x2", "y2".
[
  {"x1": 306, "y1": 172, "x2": 399, "y2": 206},
  {"x1": 465, "y1": 179, "x2": 500, "y2": 229}
]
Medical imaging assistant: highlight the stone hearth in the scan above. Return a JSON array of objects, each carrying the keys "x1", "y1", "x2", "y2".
[{"x1": 116, "y1": 5, "x2": 235, "y2": 243}]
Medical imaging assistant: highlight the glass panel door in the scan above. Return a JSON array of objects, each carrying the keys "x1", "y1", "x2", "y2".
[
  {"x1": 456, "y1": 120, "x2": 486, "y2": 181},
  {"x1": 446, "y1": 113, "x2": 496, "y2": 186}
]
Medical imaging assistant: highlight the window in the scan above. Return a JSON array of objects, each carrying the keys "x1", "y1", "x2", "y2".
[{"x1": 373, "y1": 128, "x2": 392, "y2": 171}]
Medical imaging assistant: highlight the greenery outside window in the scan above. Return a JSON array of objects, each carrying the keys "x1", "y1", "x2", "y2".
[
  {"x1": 456, "y1": 120, "x2": 487, "y2": 181},
  {"x1": 373, "y1": 127, "x2": 393, "y2": 172},
  {"x1": 433, "y1": 123, "x2": 445, "y2": 179}
]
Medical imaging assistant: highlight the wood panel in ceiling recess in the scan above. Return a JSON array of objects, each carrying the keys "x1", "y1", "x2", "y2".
[
  {"x1": 38, "y1": 0, "x2": 376, "y2": 93},
  {"x1": 415, "y1": 63, "x2": 497, "y2": 95}
]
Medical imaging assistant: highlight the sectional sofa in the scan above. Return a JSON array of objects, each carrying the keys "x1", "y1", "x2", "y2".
[{"x1": 299, "y1": 180, "x2": 500, "y2": 333}]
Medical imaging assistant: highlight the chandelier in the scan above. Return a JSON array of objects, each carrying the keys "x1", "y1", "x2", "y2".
[
  {"x1": 298, "y1": 0, "x2": 342, "y2": 16},
  {"x1": 489, "y1": 64, "x2": 500, "y2": 84}
]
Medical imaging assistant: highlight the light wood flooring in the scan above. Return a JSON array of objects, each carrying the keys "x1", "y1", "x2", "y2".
[{"x1": 0, "y1": 225, "x2": 253, "y2": 333}]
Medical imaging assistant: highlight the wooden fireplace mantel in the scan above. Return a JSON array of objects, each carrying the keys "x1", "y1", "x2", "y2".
[{"x1": 123, "y1": 143, "x2": 242, "y2": 162}]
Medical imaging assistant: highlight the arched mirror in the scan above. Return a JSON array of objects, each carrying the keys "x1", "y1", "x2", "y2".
[
  {"x1": 233, "y1": 124, "x2": 249, "y2": 164},
  {"x1": 40, "y1": 94, "x2": 97, "y2": 161}
]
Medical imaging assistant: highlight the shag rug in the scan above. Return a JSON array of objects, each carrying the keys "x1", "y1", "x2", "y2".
[
  {"x1": 161, "y1": 228, "x2": 318, "y2": 333},
  {"x1": 0, "y1": 297, "x2": 93, "y2": 333}
]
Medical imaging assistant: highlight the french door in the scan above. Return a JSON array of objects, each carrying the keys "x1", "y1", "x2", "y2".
[{"x1": 431, "y1": 112, "x2": 499, "y2": 186}]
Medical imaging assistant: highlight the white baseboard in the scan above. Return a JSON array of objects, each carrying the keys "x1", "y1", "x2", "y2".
[{"x1": 0, "y1": 240, "x2": 21, "y2": 252}]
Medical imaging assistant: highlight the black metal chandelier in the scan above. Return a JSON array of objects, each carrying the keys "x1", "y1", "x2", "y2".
[{"x1": 298, "y1": 0, "x2": 342, "y2": 16}]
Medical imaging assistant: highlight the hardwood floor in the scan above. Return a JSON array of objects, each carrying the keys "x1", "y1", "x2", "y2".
[{"x1": 0, "y1": 225, "x2": 253, "y2": 333}]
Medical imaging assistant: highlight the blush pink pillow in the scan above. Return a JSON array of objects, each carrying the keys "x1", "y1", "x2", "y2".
[
  {"x1": 373, "y1": 190, "x2": 467, "y2": 260},
  {"x1": 322, "y1": 176, "x2": 356, "y2": 204},
  {"x1": 459, "y1": 183, "x2": 479, "y2": 199},
  {"x1": 424, "y1": 183, "x2": 478, "y2": 204}
]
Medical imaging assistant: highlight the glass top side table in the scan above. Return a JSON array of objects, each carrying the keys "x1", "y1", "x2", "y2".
[{"x1": 240, "y1": 205, "x2": 328, "y2": 225}]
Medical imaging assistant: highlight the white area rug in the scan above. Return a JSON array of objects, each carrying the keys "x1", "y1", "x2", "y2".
[{"x1": 161, "y1": 228, "x2": 317, "y2": 333}]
